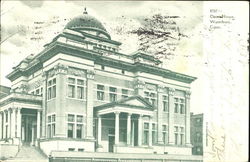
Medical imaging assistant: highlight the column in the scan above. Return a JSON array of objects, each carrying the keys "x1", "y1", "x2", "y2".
[
  {"x1": 134, "y1": 79, "x2": 145, "y2": 96},
  {"x1": 55, "y1": 64, "x2": 68, "y2": 137},
  {"x1": 131, "y1": 121, "x2": 134, "y2": 146},
  {"x1": 126, "y1": 113, "x2": 131, "y2": 145},
  {"x1": 0, "y1": 112, "x2": 2, "y2": 139},
  {"x1": 185, "y1": 91, "x2": 191, "y2": 146},
  {"x1": 148, "y1": 116, "x2": 152, "y2": 147},
  {"x1": 86, "y1": 70, "x2": 95, "y2": 139},
  {"x1": 16, "y1": 108, "x2": 22, "y2": 139},
  {"x1": 168, "y1": 88, "x2": 175, "y2": 145},
  {"x1": 31, "y1": 126, "x2": 34, "y2": 145},
  {"x1": 157, "y1": 85, "x2": 164, "y2": 144},
  {"x1": 37, "y1": 110, "x2": 41, "y2": 139},
  {"x1": 97, "y1": 115, "x2": 102, "y2": 145},
  {"x1": 138, "y1": 114, "x2": 143, "y2": 146},
  {"x1": 115, "y1": 112, "x2": 120, "y2": 145},
  {"x1": 7, "y1": 109, "x2": 11, "y2": 138},
  {"x1": 41, "y1": 72, "x2": 47, "y2": 138},
  {"x1": 11, "y1": 108, "x2": 16, "y2": 138},
  {"x1": 3, "y1": 111, "x2": 6, "y2": 139}
]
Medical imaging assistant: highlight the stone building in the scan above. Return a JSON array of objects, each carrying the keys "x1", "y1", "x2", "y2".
[
  {"x1": 190, "y1": 113, "x2": 204, "y2": 155},
  {"x1": 0, "y1": 10, "x2": 198, "y2": 158}
]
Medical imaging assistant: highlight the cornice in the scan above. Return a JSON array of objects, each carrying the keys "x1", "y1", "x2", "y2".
[{"x1": 7, "y1": 40, "x2": 196, "y2": 84}]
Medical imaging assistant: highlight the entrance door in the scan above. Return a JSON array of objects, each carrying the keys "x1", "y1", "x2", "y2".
[
  {"x1": 108, "y1": 136, "x2": 115, "y2": 152},
  {"x1": 22, "y1": 115, "x2": 36, "y2": 144}
]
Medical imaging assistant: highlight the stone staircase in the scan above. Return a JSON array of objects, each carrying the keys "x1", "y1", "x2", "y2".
[{"x1": 6, "y1": 145, "x2": 48, "y2": 162}]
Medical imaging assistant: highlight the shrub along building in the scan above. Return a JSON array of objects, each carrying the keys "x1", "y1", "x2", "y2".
[{"x1": 0, "y1": 9, "x2": 199, "y2": 159}]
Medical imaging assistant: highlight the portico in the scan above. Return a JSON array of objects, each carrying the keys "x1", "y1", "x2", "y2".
[
  {"x1": 95, "y1": 96, "x2": 154, "y2": 153},
  {"x1": 0, "y1": 92, "x2": 42, "y2": 146}
]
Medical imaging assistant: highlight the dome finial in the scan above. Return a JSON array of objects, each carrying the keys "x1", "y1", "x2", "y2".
[{"x1": 83, "y1": 7, "x2": 88, "y2": 14}]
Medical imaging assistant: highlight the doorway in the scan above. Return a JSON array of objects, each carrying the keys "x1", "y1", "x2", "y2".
[
  {"x1": 21, "y1": 114, "x2": 37, "y2": 145},
  {"x1": 108, "y1": 136, "x2": 115, "y2": 152}
]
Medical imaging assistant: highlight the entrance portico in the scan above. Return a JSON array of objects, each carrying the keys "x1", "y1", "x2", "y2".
[
  {"x1": 95, "y1": 96, "x2": 154, "y2": 153},
  {"x1": 0, "y1": 92, "x2": 42, "y2": 146}
]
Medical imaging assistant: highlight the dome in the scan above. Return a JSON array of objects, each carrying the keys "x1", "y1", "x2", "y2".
[{"x1": 64, "y1": 9, "x2": 110, "y2": 39}]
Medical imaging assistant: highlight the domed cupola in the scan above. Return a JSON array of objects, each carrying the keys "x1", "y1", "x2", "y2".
[{"x1": 64, "y1": 8, "x2": 111, "y2": 39}]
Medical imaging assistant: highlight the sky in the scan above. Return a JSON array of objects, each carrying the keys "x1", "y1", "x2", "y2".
[{"x1": 0, "y1": 1, "x2": 249, "y2": 161}]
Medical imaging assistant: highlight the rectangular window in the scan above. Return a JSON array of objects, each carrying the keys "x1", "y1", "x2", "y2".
[
  {"x1": 174, "y1": 97, "x2": 185, "y2": 114},
  {"x1": 152, "y1": 123, "x2": 157, "y2": 144},
  {"x1": 52, "y1": 124, "x2": 55, "y2": 137},
  {"x1": 162, "y1": 125, "x2": 168, "y2": 144},
  {"x1": 47, "y1": 114, "x2": 56, "y2": 138},
  {"x1": 109, "y1": 87, "x2": 117, "y2": 102},
  {"x1": 68, "y1": 123, "x2": 74, "y2": 138},
  {"x1": 77, "y1": 79, "x2": 84, "y2": 99},
  {"x1": 97, "y1": 85, "x2": 104, "y2": 100},
  {"x1": 68, "y1": 78, "x2": 75, "y2": 84},
  {"x1": 47, "y1": 78, "x2": 56, "y2": 100},
  {"x1": 122, "y1": 89, "x2": 128, "y2": 99},
  {"x1": 163, "y1": 95, "x2": 169, "y2": 112},
  {"x1": 77, "y1": 86, "x2": 84, "y2": 99},
  {"x1": 68, "y1": 78, "x2": 84, "y2": 99},
  {"x1": 77, "y1": 115, "x2": 83, "y2": 122},
  {"x1": 175, "y1": 133, "x2": 178, "y2": 145},
  {"x1": 143, "y1": 123, "x2": 149, "y2": 145},
  {"x1": 174, "y1": 103, "x2": 178, "y2": 113},
  {"x1": 68, "y1": 114, "x2": 75, "y2": 122},
  {"x1": 67, "y1": 114, "x2": 84, "y2": 139},
  {"x1": 47, "y1": 125, "x2": 51, "y2": 138},
  {"x1": 77, "y1": 124, "x2": 83, "y2": 139}
]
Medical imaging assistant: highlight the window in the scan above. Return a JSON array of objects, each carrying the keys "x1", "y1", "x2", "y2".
[
  {"x1": 67, "y1": 114, "x2": 84, "y2": 138},
  {"x1": 109, "y1": 87, "x2": 117, "y2": 102},
  {"x1": 174, "y1": 103, "x2": 178, "y2": 113},
  {"x1": 48, "y1": 78, "x2": 56, "y2": 99},
  {"x1": 68, "y1": 123, "x2": 74, "y2": 138},
  {"x1": 152, "y1": 123, "x2": 157, "y2": 144},
  {"x1": 77, "y1": 124, "x2": 83, "y2": 138},
  {"x1": 162, "y1": 125, "x2": 168, "y2": 144},
  {"x1": 143, "y1": 123, "x2": 149, "y2": 145},
  {"x1": 47, "y1": 114, "x2": 56, "y2": 138},
  {"x1": 97, "y1": 85, "x2": 104, "y2": 100},
  {"x1": 174, "y1": 126, "x2": 185, "y2": 145},
  {"x1": 78, "y1": 148, "x2": 84, "y2": 152},
  {"x1": 174, "y1": 97, "x2": 185, "y2": 114},
  {"x1": 67, "y1": 78, "x2": 84, "y2": 99},
  {"x1": 174, "y1": 126, "x2": 178, "y2": 145},
  {"x1": 68, "y1": 114, "x2": 75, "y2": 122},
  {"x1": 163, "y1": 95, "x2": 169, "y2": 112},
  {"x1": 144, "y1": 91, "x2": 157, "y2": 106},
  {"x1": 68, "y1": 148, "x2": 75, "y2": 151},
  {"x1": 122, "y1": 89, "x2": 128, "y2": 99}
]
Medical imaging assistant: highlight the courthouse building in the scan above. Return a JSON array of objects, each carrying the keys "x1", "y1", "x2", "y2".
[{"x1": 0, "y1": 10, "x2": 197, "y2": 157}]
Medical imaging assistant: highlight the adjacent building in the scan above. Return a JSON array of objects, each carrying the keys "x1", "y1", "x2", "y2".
[
  {"x1": 190, "y1": 113, "x2": 203, "y2": 155},
  {"x1": 0, "y1": 9, "x2": 199, "y2": 159}
]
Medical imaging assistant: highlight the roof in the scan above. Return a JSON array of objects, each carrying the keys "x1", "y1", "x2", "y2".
[
  {"x1": 64, "y1": 10, "x2": 110, "y2": 39},
  {"x1": 94, "y1": 95, "x2": 155, "y2": 112},
  {"x1": 0, "y1": 85, "x2": 11, "y2": 99}
]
